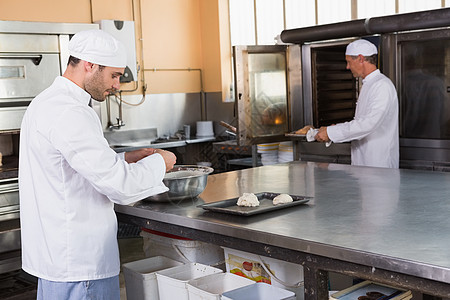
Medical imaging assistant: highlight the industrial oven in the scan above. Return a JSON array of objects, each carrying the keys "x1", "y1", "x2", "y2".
[
  {"x1": 232, "y1": 8, "x2": 450, "y2": 169},
  {"x1": 382, "y1": 27, "x2": 450, "y2": 170}
]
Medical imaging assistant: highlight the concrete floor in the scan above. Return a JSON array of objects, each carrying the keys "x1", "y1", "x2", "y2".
[{"x1": 118, "y1": 237, "x2": 146, "y2": 300}]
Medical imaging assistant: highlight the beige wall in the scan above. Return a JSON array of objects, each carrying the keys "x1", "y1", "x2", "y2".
[
  {"x1": 0, "y1": 0, "x2": 93, "y2": 23},
  {"x1": 141, "y1": 0, "x2": 203, "y2": 93},
  {"x1": 0, "y1": 0, "x2": 230, "y2": 95}
]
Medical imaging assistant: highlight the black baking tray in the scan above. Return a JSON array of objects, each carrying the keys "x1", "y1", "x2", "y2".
[
  {"x1": 198, "y1": 192, "x2": 311, "y2": 216},
  {"x1": 285, "y1": 132, "x2": 307, "y2": 137}
]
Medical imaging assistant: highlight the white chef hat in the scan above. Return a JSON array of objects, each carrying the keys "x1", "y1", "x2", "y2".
[
  {"x1": 345, "y1": 39, "x2": 378, "y2": 56},
  {"x1": 68, "y1": 29, "x2": 127, "y2": 68}
]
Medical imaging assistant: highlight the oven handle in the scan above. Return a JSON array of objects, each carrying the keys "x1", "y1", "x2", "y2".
[
  {"x1": 0, "y1": 54, "x2": 42, "y2": 65},
  {"x1": 0, "y1": 205, "x2": 20, "y2": 216},
  {"x1": 0, "y1": 180, "x2": 19, "y2": 193},
  {"x1": 0, "y1": 186, "x2": 19, "y2": 193}
]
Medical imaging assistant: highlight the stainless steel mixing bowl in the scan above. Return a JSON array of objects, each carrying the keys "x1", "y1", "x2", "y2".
[{"x1": 146, "y1": 165, "x2": 214, "y2": 202}]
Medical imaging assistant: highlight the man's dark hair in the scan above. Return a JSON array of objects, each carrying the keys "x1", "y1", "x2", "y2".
[
  {"x1": 364, "y1": 54, "x2": 377, "y2": 65},
  {"x1": 68, "y1": 55, "x2": 81, "y2": 66},
  {"x1": 67, "y1": 56, "x2": 105, "y2": 70},
  {"x1": 349, "y1": 54, "x2": 377, "y2": 66}
]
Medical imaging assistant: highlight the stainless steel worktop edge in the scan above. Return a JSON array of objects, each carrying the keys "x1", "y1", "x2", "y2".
[{"x1": 111, "y1": 137, "x2": 215, "y2": 153}]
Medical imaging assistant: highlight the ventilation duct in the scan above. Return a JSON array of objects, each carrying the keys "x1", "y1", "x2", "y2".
[{"x1": 280, "y1": 8, "x2": 450, "y2": 44}]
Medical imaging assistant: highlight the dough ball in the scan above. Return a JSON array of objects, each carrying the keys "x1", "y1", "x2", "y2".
[
  {"x1": 295, "y1": 125, "x2": 313, "y2": 135},
  {"x1": 237, "y1": 193, "x2": 260, "y2": 207},
  {"x1": 273, "y1": 194, "x2": 293, "y2": 205}
]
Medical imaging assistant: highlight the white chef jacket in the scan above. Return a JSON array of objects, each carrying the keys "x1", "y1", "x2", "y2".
[
  {"x1": 327, "y1": 69, "x2": 399, "y2": 168},
  {"x1": 19, "y1": 76, "x2": 168, "y2": 282}
]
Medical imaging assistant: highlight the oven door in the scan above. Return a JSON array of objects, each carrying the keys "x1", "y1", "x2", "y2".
[
  {"x1": 233, "y1": 45, "x2": 302, "y2": 146},
  {"x1": 0, "y1": 53, "x2": 60, "y2": 102},
  {"x1": 0, "y1": 53, "x2": 60, "y2": 130},
  {"x1": 382, "y1": 28, "x2": 450, "y2": 169},
  {"x1": 0, "y1": 33, "x2": 61, "y2": 131}
]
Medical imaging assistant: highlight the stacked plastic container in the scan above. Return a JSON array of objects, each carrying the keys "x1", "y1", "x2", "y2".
[
  {"x1": 140, "y1": 229, "x2": 225, "y2": 265},
  {"x1": 123, "y1": 229, "x2": 300, "y2": 299},
  {"x1": 123, "y1": 252, "x2": 300, "y2": 299},
  {"x1": 187, "y1": 272, "x2": 255, "y2": 300},
  {"x1": 122, "y1": 256, "x2": 184, "y2": 300},
  {"x1": 156, "y1": 263, "x2": 223, "y2": 300},
  {"x1": 222, "y1": 247, "x2": 304, "y2": 299}
]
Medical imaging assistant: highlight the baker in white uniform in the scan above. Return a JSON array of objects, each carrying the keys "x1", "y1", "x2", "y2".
[
  {"x1": 19, "y1": 29, "x2": 176, "y2": 299},
  {"x1": 315, "y1": 39, "x2": 399, "y2": 168}
]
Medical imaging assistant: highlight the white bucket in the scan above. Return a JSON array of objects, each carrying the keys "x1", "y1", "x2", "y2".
[
  {"x1": 122, "y1": 256, "x2": 184, "y2": 300},
  {"x1": 222, "y1": 247, "x2": 304, "y2": 299},
  {"x1": 141, "y1": 230, "x2": 224, "y2": 266},
  {"x1": 196, "y1": 121, "x2": 214, "y2": 137},
  {"x1": 156, "y1": 262, "x2": 223, "y2": 300},
  {"x1": 221, "y1": 282, "x2": 296, "y2": 300},
  {"x1": 187, "y1": 272, "x2": 255, "y2": 300}
]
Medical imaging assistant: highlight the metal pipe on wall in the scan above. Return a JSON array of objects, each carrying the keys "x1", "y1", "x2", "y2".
[
  {"x1": 281, "y1": 19, "x2": 367, "y2": 44},
  {"x1": 367, "y1": 7, "x2": 450, "y2": 34},
  {"x1": 280, "y1": 7, "x2": 450, "y2": 44}
]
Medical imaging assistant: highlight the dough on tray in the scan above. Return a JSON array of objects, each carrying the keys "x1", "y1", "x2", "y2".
[
  {"x1": 273, "y1": 194, "x2": 293, "y2": 205},
  {"x1": 237, "y1": 193, "x2": 260, "y2": 207},
  {"x1": 295, "y1": 125, "x2": 313, "y2": 135}
]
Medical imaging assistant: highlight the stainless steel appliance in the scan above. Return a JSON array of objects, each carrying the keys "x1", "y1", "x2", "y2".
[
  {"x1": 247, "y1": 7, "x2": 450, "y2": 168},
  {"x1": 0, "y1": 33, "x2": 60, "y2": 131},
  {"x1": 0, "y1": 21, "x2": 97, "y2": 277},
  {"x1": 232, "y1": 45, "x2": 302, "y2": 146},
  {"x1": 382, "y1": 28, "x2": 450, "y2": 170}
]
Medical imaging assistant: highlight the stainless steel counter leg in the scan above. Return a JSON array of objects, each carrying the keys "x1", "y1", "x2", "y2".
[
  {"x1": 303, "y1": 266, "x2": 329, "y2": 300},
  {"x1": 252, "y1": 145, "x2": 258, "y2": 167},
  {"x1": 293, "y1": 140, "x2": 300, "y2": 161}
]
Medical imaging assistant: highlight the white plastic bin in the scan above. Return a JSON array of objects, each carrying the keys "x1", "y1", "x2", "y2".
[
  {"x1": 222, "y1": 247, "x2": 304, "y2": 298},
  {"x1": 141, "y1": 229, "x2": 224, "y2": 265},
  {"x1": 156, "y1": 262, "x2": 223, "y2": 300},
  {"x1": 122, "y1": 256, "x2": 184, "y2": 300},
  {"x1": 187, "y1": 272, "x2": 255, "y2": 300},
  {"x1": 222, "y1": 282, "x2": 296, "y2": 300}
]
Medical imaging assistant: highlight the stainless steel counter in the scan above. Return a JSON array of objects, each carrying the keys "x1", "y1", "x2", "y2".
[
  {"x1": 115, "y1": 161, "x2": 450, "y2": 298},
  {"x1": 111, "y1": 136, "x2": 215, "y2": 153}
]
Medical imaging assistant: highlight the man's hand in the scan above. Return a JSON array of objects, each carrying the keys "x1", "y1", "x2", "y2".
[
  {"x1": 125, "y1": 148, "x2": 177, "y2": 172},
  {"x1": 154, "y1": 149, "x2": 177, "y2": 172},
  {"x1": 315, "y1": 126, "x2": 331, "y2": 143},
  {"x1": 125, "y1": 148, "x2": 156, "y2": 163}
]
